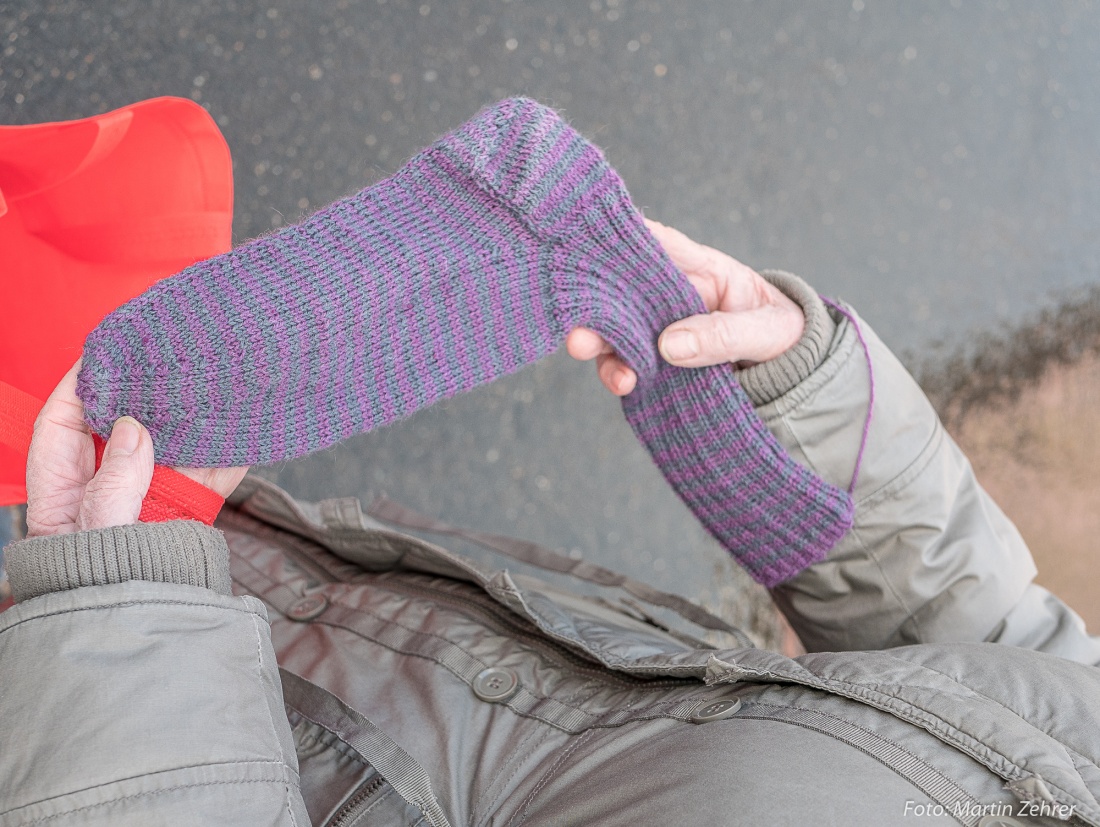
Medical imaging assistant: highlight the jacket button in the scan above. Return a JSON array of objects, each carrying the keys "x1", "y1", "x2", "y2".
[
  {"x1": 690, "y1": 697, "x2": 742, "y2": 723},
  {"x1": 286, "y1": 593, "x2": 329, "y2": 621},
  {"x1": 472, "y1": 667, "x2": 519, "y2": 702}
]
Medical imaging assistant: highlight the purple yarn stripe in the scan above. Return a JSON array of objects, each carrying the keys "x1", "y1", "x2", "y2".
[
  {"x1": 335, "y1": 198, "x2": 400, "y2": 429},
  {"x1": 286, "y1": 222, "x2": 349, "y2": 446},
  {"x1": 310, "y1": 206, "x2": 382, "y2": 440},
  {"x1": 77, "y1": 97, "x2": 854, "y2": 587}
]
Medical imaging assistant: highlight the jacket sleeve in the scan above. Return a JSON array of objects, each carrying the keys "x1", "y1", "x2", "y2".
[
  {"x1": 0, "y1": 522, "x2": 310, "y2": 826},
  {"x1": 751, "y1": 273, "x2": 1100, "y2": 664}
]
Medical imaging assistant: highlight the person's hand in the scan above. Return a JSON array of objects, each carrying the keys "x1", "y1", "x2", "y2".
[
  {"x1": 565, "y1": 219, "x2": 805, "y2": 396},
  {"x1": 25, "y1": 359, "x2": 249, "y2": 538}
]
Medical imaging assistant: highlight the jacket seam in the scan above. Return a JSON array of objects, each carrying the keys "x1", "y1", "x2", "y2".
[
  {"x1": 509, "y1": 729, "x2": 597, "y2": 827},
  {"x1": 285, "y1": 786, "x2": 301, "y2": 827},
  {"x1": 0, "y1": 597, "x2": 266, "y2": 636},
  {"x1": 236, "y1": 552, "x2": 563, "y2": 681},
  {"x1": 860, "y1": 422, "x2": 971, "y2": 645},
  {"x1": 815, "y1": 424, "x2": 949, "y2": 647},
  {"x1": 481, "y1": 580, "x2": 721, "y2": 675},
  {"x1": 267, "y1": 583, "x2": 718, "y2": 734},
  {"x1": 377, "y1": 577, "x2": 671, "y2": 684},
  {"x1": 288, "y1": 712, "x2": 375, "y2": 766},
  {"x1": 738, "y1": 701, "x2": 987, "y2": 806},
  {"x1": 707, "y1": 657, "x2": 1092, "y2": 790},
  {"x1": 855, "y1": 421, "x2": 945, "y2": 511},
  {"x1": 229, "y1": 558, "x2": 584, "y2": 715},
  {"x1": 6, "y1": 777, "x2": 297, "y2": 826},
  {"x1": 782, "y1": 667, "x2": 1100, "y2": 816},
  {"x1": 291, "y1": 604, "x2": 601, "y2": 723},
  {"x1": 902, "y1": 660, "x2": 1100, "y2": 791},
  {"x1": 247, "y1": 609, "x2": 302, "y2": 824},
  {"x1": 300, "y1": 605, "x2": 719, "y2": 731},
  {"x1": 474, "y1": 723, "x2": 558, "y2": 826},
  {"x1": 229, "y1": 500, "x2": 729, "y2": 680},
  {"x1": 847, "y1": 522, "x2": 923, "y2": 644},
  {"x1": 237, "y1": 548, "x2": 695, "y2": 695}
]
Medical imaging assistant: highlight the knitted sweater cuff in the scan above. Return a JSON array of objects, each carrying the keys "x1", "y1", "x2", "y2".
[
  {"x1": 4, "y1": 521, "x2": 232, "y2": 603},
  {"x1": 735, "y1": 269, "x2": 837, "y2": 407}
]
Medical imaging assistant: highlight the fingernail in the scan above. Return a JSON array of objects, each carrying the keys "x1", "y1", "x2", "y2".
[
  {"x1": 660, "y1": 330, "x2": 699, "y2": 361},
  {"x1": 616, "y1": 368, "x2": 636, "y2": 395},
  {"x1": 611, "y1": 366, "x2": 629, "y2": 392},
  {"x1": 109, "y1": 416, "x2": 142, "y2": 456}
]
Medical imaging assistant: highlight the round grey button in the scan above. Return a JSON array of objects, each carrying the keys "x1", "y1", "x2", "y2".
[
  {"x1": 286, "y1": 593, "x2": 328, "y2": 622},
  {"x1": 472, "y1": 667, "x2": 519, "y2": 702},
  {"x1": 977, "y1": 818, "x2": 1025, "y2": 827},
  {"x1": 690, "y1": 697, "x2": 742, "y2": 723}
]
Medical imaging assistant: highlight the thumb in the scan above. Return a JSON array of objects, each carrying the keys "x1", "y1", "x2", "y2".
[
  {"x1": 78, "y1": 417, "x2": 154, "y2": 531},
  {"x1": 658, "y1": 307, "x2": 801, "y2": 368}
]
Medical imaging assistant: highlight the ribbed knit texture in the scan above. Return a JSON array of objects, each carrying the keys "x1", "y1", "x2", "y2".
[
  {"x1": 5, "y1": 521, "x2": 232, "y2": 602},
  {"x1": 76, "y1": 97, "x2": 853, "y2": 586}
]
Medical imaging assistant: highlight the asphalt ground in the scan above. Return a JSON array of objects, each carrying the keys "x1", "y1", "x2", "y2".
[{"x1": 3, "y1": 1, "x2": 1099, "y2": 642}]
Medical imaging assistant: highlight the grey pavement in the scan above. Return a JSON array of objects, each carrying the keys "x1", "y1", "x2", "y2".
[{"x1": 3, "y1": 1, "x2": 1098, "y2": 643}]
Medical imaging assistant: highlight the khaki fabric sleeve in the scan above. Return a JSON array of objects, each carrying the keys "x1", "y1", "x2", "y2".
[
  {"x1": 758, "y1": 299, "x2": 1100, "y2": 663},
  {"x1": 1, "y1": 523, "x2": 309, "y2": 823},
  {"x1": 0, "y1": 579, "x2": 309, "y2": 825}
]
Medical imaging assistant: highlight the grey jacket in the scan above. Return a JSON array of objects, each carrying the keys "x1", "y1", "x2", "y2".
[{"x1": 3, "y1": 280, "x2": 1099, "y2": 827}]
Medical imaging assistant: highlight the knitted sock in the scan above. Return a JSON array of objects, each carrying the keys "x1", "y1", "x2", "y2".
[{"x1": 77, "y1": 97, "x2": 853, "y2": 586}]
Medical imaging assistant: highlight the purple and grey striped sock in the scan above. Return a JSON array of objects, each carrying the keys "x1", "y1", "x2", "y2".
[{"x1": 77, "y1": 97, "x2": 852, "y2": 586}]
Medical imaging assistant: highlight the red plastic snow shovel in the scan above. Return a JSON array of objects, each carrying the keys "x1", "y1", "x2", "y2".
[{"x1": 0, "y1": 96, "x2": 233, "y2": 509}]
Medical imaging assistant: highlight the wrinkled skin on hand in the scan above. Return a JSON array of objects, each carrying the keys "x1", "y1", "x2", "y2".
[
  {"x1": 25, "y1": 359, "x2": 248, "y2": 537},
  {"x1": 566, "y1": 219, "x2": 805, "y2": 396}
]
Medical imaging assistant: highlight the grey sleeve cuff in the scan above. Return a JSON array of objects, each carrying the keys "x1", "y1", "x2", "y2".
[
  {"x1": 735, "y1": 269, "x2": 837, "y2": 407},
  {"x1": 4, "y1": 521, "x2": 233, "y2": 603}
]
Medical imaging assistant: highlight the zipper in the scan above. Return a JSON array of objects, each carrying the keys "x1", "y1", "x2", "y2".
[{"x1": 328, "y1": 774, "x2": 386, "y2": 827}]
